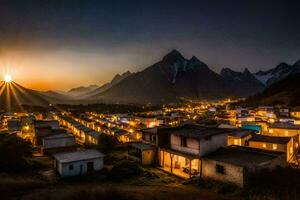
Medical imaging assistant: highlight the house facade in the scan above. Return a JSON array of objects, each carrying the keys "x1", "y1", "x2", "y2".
[
  {"x1": 53, "y1": 149, "x2": 105, "y2": 177},
  {"x1": 248, "y1": 134, "x2": 297, "y2": 162},
  {"x1": 202, "y1": 146, "x2": 286, "y2": 187},
  {"x1": 158, "y1": 125, "x2": 237, "y2": 179}
]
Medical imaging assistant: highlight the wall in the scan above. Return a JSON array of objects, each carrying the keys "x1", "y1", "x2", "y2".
[
  {"x1": 202, "y1": 159, "x2": 244, "y2": 187},
  {"x1": 142, "y1": 149, "x2": 156, "y2": 165},
  {"x1": 268, "y1": 128, "x2": 300, "y2": 142},
  {"x1": 170, "y1": 134, "x2": 200, "y2": 155},
  {"x1": 57, "y1": 157, "x2": 103, "y2": 177},
  {"x1": 200, "y1": 134, "x2": 228, "y2": 156},
  {"x1": 248, "y1": 141, "x2": 286, "y2": 153},
  {"x1": 43, "y1": 137, "x2": 76, "y2": 149}
]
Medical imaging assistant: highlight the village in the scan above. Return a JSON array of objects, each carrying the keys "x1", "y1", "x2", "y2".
[{"x1": 1, "y1": 100, "x2": 300, "y2": 199}]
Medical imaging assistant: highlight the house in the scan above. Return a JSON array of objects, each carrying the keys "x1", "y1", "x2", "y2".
[
  {"x1": 34, "y1": 126, "x2": 53, "y2": 145},
  {"x1": 53, "y1": 149, "x2": 105, "y2": 177},
  {"x1": 141, "y1": 126, "x2": 170, "y2": 146},
  {"x1": 7, "y1": 119, "x2": 21, "y2": 131},
  {"x1": 227, "y1": 130, "x2": 252, "y2": 146},
  {"x1": 202, "y1": 146, "x2": 286, "y2": 187},
  {"x1": 127, "y1": 142, "x2": 157, "y2": 165},
  {"x1": 290, "y1": 108, "x2": 300, "y2": 119},
  {"x1": 248, "y1": 134, "x2": 297, "y2": 162},
  {"x1": 127, "y1": 126, "x2": 170, "y2": 166},
  {"x1": 41, "y1": 132, "x2": 77, "y2": 155},
  {"x1": 158, "y1": 124, "x2": 238, "y2": 179},
  {"x1": 256, "y1": 106, "x2": 276, "y2": 121},
  {"x1": 278, "y1": 108, "x2": 290, "y2": 118},
  {"x1": 267, "y1": 123, "x2": 300, "y2": 142},
  {"x1": 34, "y1": 120, "x2": 59, "y2": 129}
]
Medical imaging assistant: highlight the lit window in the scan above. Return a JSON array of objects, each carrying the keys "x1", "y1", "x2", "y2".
[
  {"x1": 269, "y1": 129, "x2": 273, "y2": 134},
  {"x1": 272, "y1": 144, "x2": 277, "y2": 150},
  {"x1": 234, "y1": 139, "x2": 239, "y2": 145},
  {"x1": 262, "y1": 143, "x2": 267, "y2": 148},
  {"x1": 290, "y1": 147, "x2": 293, "y2": 154},
  {"x1": 285, "y1": 130, "x2": 289, "y2": 136}
]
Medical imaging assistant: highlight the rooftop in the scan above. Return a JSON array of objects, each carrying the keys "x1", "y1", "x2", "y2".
[
  {"x1": 44, "y1": 132, "x2": 74, "y2": 139},
  {"x1": 249, "y1": 134, "x2": 292, "y2": 144},
  {"x1": 161, "y1": 124, "x2": 238, "y2": 140},
  {"x1": 131, "y1": 142, "x2": 156, "y2": 150},
  {"x1": 228, "y1": 130, "x2": 252, "y2": 138},
  {"x1": 203, "y1": 146, "x2": 283, "y2": 168},
  {"x1": 54, "y1": 149, "x2": 105, "y2": 163},
  {"x1": 269, "y1": 122, "x2": 300, "y2": 130}
]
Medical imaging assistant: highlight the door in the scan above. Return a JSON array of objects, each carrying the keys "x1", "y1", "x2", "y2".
[
  {"x1": 79, "y1": 164, "x2": 83, "y2": 175},
  {"x1": 87, "y1": 162, "x2": 94, "y2": 172}
]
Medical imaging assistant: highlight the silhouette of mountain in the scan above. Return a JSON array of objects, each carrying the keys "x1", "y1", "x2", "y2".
[
  {"x1": 39, "y1": 90, "x2": 73, "y2": 103},
  {"x1": 82, "y1": 71, "x2": 132, "y2": 98},
  {"x1": 254, "y1": 61, "x2": 300, "y2": 86},
  {"x1": 89, "y1": 50, "x2": 264, "y2": 104},
  {"x1": 68, "y1": 85, "x2": 99, "y2": 96},
  {"x1": 220, "y1": 68, "x2": 265, "y2": 96},
  {"x1": 244, "y1": 73, "x2": 300, "y2": 106},
  {"x1": 0, "y1": 81, "x2": 50, "y2": 110}
]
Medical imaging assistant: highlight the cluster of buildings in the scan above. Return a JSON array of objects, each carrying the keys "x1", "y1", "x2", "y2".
[
  {"x1": 1, "y1": 103, "x2": 300, "y2": 188},
  {"x1": 128, "y1": 124, "x2": 289, "y2": 187},
  {"x1": 0, "y1": 112, "x2": 105, "y2": 178}
]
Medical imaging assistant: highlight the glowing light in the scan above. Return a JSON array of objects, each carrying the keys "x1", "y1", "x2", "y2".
[{"x1": 4, "y1": 74, "x2": 12, "y2": 83}]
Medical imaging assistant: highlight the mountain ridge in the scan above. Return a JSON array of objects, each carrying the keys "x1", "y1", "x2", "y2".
[{"x1": 89, "y1": 50, "x2": 264, "y2": 104}]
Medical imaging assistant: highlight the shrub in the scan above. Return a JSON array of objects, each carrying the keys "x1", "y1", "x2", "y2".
[
  {"x1": 108, "y1": 160, "x2": 143, "y2": 181},
  {"x1": 96, "y1": 134, "x2": 117, "y2": 154},
  {"x1": 245, "y1": 167, "x2": 300, "y2": 200},
  {"x1": 0, "y1": 133, "x2": 33, "y2": 172}
]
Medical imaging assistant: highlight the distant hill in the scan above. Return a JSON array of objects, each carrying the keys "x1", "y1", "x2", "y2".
[
  {"x1": 89, "y1": 50, "x2": 265, "y2": 104},
  {"x1": 82, "y1": 71, "x2": 132, "y2": 98},
  {"x1": 67, "y1": 85, "x2": 99, "y2": 97},
  {"x1": 243, "y1": 73, "x2": 300, "y2": 106},
  {"x1": 0, "y1": 81, "x2": 50, "y2": 110},
  {"x1": 39, "y1": 90, "x2": 74, "y2": 103}
]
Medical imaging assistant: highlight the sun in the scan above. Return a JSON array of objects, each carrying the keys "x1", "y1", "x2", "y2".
[{"x1": 4, "y1": 74, "x2": 12, "y2": 83}]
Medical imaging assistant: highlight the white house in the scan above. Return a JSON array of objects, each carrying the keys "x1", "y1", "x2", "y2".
[{"x1": 53, "y1": 149, "x2": 105, "y2": 177}]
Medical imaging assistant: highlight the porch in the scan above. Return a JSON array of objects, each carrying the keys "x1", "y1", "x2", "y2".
[{"x1": 159, "y1": 148, "x2": 201, "y2": 179}]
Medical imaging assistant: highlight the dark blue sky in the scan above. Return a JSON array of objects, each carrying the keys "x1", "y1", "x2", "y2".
[{"x1": 0, "y1": 0, "x2": 299, "y2": 90}]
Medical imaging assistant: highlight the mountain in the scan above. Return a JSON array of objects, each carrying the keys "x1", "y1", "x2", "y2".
[
  {"x1": 244, "y1": 73, "x2": 300, "y2": 106},
  {"x1": 39, "y1": 90, "x2": 73, "y2": 103},
  {"x1": 68, "y1": 85, "x2": 99, "y2": 97},
  {"x1": 254, "y1": 61, "x2": 300, "y2": 86},
  {"x1": 220, "y1": 68, "x2": 265, "y2": 96},
  {"x1": 0, "y1": 81, "x2": 50, "y2": 110},
  {"x1": 89, "y1": 50, "x2": 264, "y2": 104},
  {"x1": 82, "y1": 71, "x2": 132, "y2": 98},
  {"x1": 111, "y1": 71, "x2": 132, "y2": 85}
]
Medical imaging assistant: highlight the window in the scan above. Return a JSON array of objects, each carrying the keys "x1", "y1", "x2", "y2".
[
  {"x1": 290, "y1": 147, "x2": 293, "y2": 154},
  {"x1": 181, "y1": 136, "x2": 187, "y2": 147},
  {"x1": 216, "y1": 164, "x2": 225, "y2": 174},
  {"x1": 234, "y1": 139, "x2": 239, "y2": 145},
  {"x1": 272, "y1": 144, "x2": 277, "y2": 150},
  {"x1": 285, "y1": 130, "x2": 289, "y2": 136},
  {"x1": 69, "y1": 164, "x2": 74, "y2": 170},
  {"x1": 269, "y1": 129, "x2": 273, "y2": 133},
  {"x1": 151, "y1": 135, "x2": 157, "y2": 142},
  {"x1": 262, "y1": 143, "x2": 267, "y2": 148}
]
